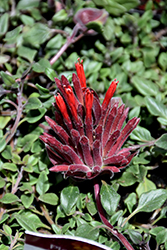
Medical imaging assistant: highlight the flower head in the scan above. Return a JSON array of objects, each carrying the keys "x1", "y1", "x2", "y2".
[{"x1": 40, "y1": 59, "x2": 140, "y2": 179}]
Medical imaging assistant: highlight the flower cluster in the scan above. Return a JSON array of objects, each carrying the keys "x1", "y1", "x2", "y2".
[{"x1": 40, "y1": 59, "x2": 140, "y2": 179}]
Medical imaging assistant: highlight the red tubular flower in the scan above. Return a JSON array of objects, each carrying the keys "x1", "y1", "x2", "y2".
[
  {"x1": 40, "y1": 59, "x2": 140, "y2": 179},
  {"x1": 75, "y1": 58, "x2": 86, "y2": 88}
]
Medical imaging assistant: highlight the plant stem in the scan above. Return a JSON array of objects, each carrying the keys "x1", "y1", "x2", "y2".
[
  {"x1": 50, "y1": 39, "x2": 71, "y2": 65},
  {"x1": 50, "y1": 23, "x2": 87, "y2": 65},
  {"x1": 11, "y1": 166, "x2": 24, "y2": 194},
  {"x1": 93, "y1": 179, "x2": 135, "y2": 250},
  {"x1": 5, "y1": 91, "x2": 23, "y2": 145}
]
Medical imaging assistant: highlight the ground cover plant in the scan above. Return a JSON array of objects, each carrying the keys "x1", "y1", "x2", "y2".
[{"x1": 0, "y1": 0, "x2": 167, "y2": 249}]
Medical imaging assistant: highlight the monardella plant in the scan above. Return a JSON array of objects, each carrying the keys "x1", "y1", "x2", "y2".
[
  {"x1": 40, "y1": 59, "x2": 140, "y2": 250},
  {"x1": 40, "y1": 59, "x2": 140, "y2": 180}
]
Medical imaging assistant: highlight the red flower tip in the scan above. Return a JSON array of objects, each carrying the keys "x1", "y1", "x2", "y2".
[
  {"x1": 102, "y1": 79, "x2": 119, "y2": 110},
  {"x1": 85, "y1": 88, "x2": 93, "y2": 120},
  {"x1": 64, "y1": 87, "x2": 78, "y2": 120},
  {"x1": 75, "y1": 58, "x2": 86, "y2": 88},
  {"x1": 54, "y1": 94, "x2": 70, "y2": 122}
]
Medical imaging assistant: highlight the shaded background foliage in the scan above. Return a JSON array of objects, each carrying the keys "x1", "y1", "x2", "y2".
[{"x1": 0, "y1": 0, "x2": 167, "y2": 249}]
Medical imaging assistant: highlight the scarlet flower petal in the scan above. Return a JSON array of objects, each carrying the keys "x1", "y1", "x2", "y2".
[
  {"x1": 64, "y1": 87, "x2": 78, "y2": 120},
  {"x1": 75, "y1": 58, "x2": 86, "y2": 88},
  {"x1": 85, "y1": 88, "x2": 94, "y2": 121},
  {"x1": 55, "y1": 94, "x2": 71, "y2": 122},
  {"x1": 84, "y1": 89, "x2": 94, "y2": 145},
  {"x1": 72, "y1": 73, "x2": 84, "y2": 104},
  {"x1": 102, "y1": 79, "x2": 118, "y2": 110}
]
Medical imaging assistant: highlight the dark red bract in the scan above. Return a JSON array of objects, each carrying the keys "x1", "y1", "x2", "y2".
[{"x1": 40, "y1": 59, "x2": 140, "y2": 179}]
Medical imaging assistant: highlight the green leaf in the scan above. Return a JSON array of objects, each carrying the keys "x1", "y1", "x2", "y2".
[
  {"x1": 25, "y1": 97, "x2": 42, "y2": 111},
  {"x1": 25, "y1": 108, "x2": 46, "y2": 123},
  {"x1": 137, "y1": 189, "x2": 167, "y2": 213},
  {"x1": 32, "y1": 58, "x2": 51, "y2": 73},
  {"x1": 15, "y1": 212, "x2": 47, "y2": 232},
  {"x1": 0, "y1": 71, "x2": 15, "y2": 86},
  {"x1": 93, "y1": 0, "x2": 126, "y2": 16},
  {"x1": 52, "y1": 224, "x2": 62, "y2": 234},
  {"x1": 17, "y1": 134, "x2": 39, "y2": 152},
  {"x1": 21, "y1": 193, "x2": 34, "y2": 208},
  {"x1": 60, "y1": 186, "x2": 80, "y2": 215},
  {"x1": 110, "y1": 210, "x2": 123, "y2": 226},
  {"x1": 2, "y1": 162, "x2": 17, "y2": 172},
  {"x1": 23, "y1": 23, "x2": 52, "y2": 47},
  {"x1": 128, "y1": 106, "x2": 140, "y2": 120},
  {"x1": 36, "y1": 171, "x2": 50, "y2": 196},
  {"x1": 1, "y1": 145, "x2": 12, "y2": 159},
  {"x1": 36, "y1": 83, "x2": 50, "y2": 94},
  {"x1": 136, "y1": 177, "x2": 156, "y2": 197},
  {"x1": 39, "y1": 193, "x2": 59, "y2": 205},
  {"x1": 124, "y1": 193, "x2": 136, "y2": 213},
  {"x1": 86, "y1": 21, "x2": 103, "y2": 33},
  {"x1": 0, "y1": 136, "x2": 6, "y2": 152},
  {"x1": 158, "y1": 52, "x2": 167, "y2": 71},
  {"x1": 130, "y1": 125, "x2": 154, "y2": 142},
  {"x1": 0, "y1": 193, "x2": 18, "y2": 204},
  {"x1": 126, "y1": 229, "x2": 143, "y2": 245},
  {"x1": 138, "y1": 10, "x2": 153, "y2": 28},
  {"x1": 3, "y1": 224, "x2": 12, "y2": 235},
  {"x1": 75, "y1": 224, "x2": 99, "y2": 240},
  {"x1": 145, "y1": 96, "x2": 167, "y2": 118},
  {"x1": 117, "y1": 0, "x2": 139, "y2": 10},
  {"x1": 132, "y1": 76, "x2": 159, "y2": 96},
  {"x1": 86, "y1": 195, "x2": 97, "y2": 216},
  {"x1": 100, "y1": 181, "x2": 120, "y2": 216},
  {"x1": 123, "y1": 189, "x2": 167, "y2": 227},
  {"x1": 0, "y1": 176, "x2": 5, "y2": 188},
  {"x1": 52, "y1": 9, "x2": 68, "y2": 23},
  {"x1": 0, "y1": 13, "x2": 9, "y2": 36},
  {"x1": 0, "y1": 245, "x2": 8, "y2": 250},
  {"x1": 155, "y1": 134, "x2": 167, "y2": 150},
  {"x1": 17, "y1": 0, "x2": 40, "y2": 10},
  {"x1": 45, "y1": 68, "x2": 58, "y2": 81},
  {"x1": 119, "y1": 165, "x2": 147, "y2": 187},
  {"x1": 0, "y1": 55, "x2": 10, "y2": 64},
  {"x1": 20, "y1": 14, "x2": 35, "y2": 26},
  {"x1": 31, "y1": 139, "x2": 43, "y2": 153},
  {"x1": 17, "y1": 46, "x2": 37, "y2": 63},
  {"x1": 156, "y1": 228, "x2": 167, "y2": 245},
  {"x1": 157, "y1": 117, "x2": 167, "y2": 126},
  {"x1": 119, "y1": 170, "x2": 137, "y2": 186},
  {"x1": 4, "y1": 26, "x2": 22, "y2": 44},
  {"x1": 150, "y1": 226, "x2": 167, "y2": 244},
  {"x1": 0, "y1": 213, "x2": 9, "y2": 224},
  {"x1": 20, "y1": 182, "x2": 33, "y2": 192}
]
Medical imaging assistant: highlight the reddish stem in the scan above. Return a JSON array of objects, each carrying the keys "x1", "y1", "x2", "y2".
[{"x1": 93, "y1": 179, "x2": 134, "y2": 250}]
